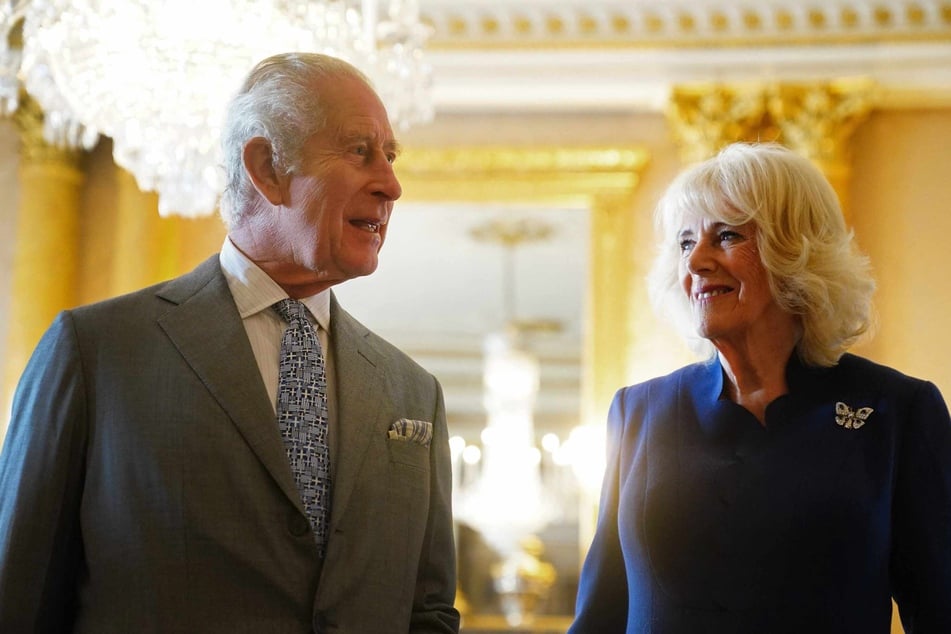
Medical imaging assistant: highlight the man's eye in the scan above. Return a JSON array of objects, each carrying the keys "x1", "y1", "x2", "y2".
[
  {"x1": 386, "y1": 153, "x2": 397, "y2": 164},
  {"x1": 353, "y1": 145, "x2": 368, "y2": 156}
]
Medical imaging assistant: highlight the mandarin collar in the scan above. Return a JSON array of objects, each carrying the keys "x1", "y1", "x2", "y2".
[{"x1": 690, "y1": 352, "x2": 831, "y2": 439}]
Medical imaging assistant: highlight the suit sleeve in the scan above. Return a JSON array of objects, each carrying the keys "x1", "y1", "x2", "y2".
[
  {"x1": 0, "y1": 312, "x2": 87, "y2": 632},
  {"x1": 409, "y1": 376, "x2": 461, "y2": 633},
  {"x1": 891, "y1": 380, "x2": 951, "y2": 632},
  {"x1": 568, "y1": 388, "x2": 631, "y2": 634}
]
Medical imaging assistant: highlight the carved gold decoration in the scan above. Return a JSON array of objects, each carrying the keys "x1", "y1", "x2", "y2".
[
  {"x1": 397, "y1": 145, "x2": 650, "y2": 433},
  {"x1": 666, "y1": 83, "x2": 772, "y2": 164},
  {"x1": 666, "y1": 80, "x2": 875, "y2": 162},
  {"x1": 766, "y1": 78, "x2": 876, "y2": 168},
  {"x1": 665, "y1": 79, "x2": 875, "y2": 221},
  {"x1": 11, "y1": 93, "x2": 83, "y2": 167}
]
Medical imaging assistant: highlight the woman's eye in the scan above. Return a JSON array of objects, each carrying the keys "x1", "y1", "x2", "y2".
[
  {"x1": 718, "y1": 230, "x2": 741, "y2": 243},
  {"x1": 679, "y1": 239, "x2": 694, "y2": 253}
]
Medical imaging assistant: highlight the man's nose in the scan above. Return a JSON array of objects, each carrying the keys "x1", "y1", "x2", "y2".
[{"x1": 372, "y1": 158, "x2": 402, "y2": 201}]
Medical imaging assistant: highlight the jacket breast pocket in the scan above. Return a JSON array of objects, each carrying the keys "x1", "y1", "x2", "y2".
[{"x1": 386, "y1": 438, "x2": 430, "y2": 472}]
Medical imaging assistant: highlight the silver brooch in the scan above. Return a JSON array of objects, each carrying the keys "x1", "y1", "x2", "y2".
[{"x1": 835, "y1": 402, "x2": 873, "y2": 429}]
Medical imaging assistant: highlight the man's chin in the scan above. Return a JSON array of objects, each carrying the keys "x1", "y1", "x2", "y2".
[{"x1": 341, "y1": 260, "x2": 379, "y2": 281}]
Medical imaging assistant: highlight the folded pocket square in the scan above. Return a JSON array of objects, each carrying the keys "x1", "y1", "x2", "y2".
[{"x1": 388, "y1": 418, "x2": 433, "y2": 447}]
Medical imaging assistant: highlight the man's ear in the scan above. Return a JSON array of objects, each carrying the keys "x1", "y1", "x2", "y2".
[{"x1": 243, "y1": 137, "x2": 285, "y2": 205}]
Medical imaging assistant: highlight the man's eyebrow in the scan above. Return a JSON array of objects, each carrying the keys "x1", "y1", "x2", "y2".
[{"x1": 338, "y1": 131, "x2": 401, "y2": 155}]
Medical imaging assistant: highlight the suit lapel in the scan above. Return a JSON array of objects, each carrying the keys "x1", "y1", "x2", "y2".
[
  {"x1": 329, "y1": 294, "x2": 390, "y2": 524},
  {"x1": 155, "y1": 256, "x2": 303, "y2": 513}
]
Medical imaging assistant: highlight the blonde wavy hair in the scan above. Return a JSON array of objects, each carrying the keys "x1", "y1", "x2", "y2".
[{"x1": 647, "y1": 142, "x2": 875, "y2": 367}]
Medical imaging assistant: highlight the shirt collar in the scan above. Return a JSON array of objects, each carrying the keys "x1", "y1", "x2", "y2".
[{"x1": 218, "y1": 237, "x2": 331, "y2": 330}]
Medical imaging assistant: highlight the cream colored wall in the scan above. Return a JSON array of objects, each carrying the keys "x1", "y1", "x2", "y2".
[{"x1": 850, "y1": 110, "x2": 951, "y2": 398}]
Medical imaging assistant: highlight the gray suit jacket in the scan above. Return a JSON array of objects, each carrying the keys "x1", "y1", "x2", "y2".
[{"x1": 0, "y1": 255, "x2": 460, "y2": 633}]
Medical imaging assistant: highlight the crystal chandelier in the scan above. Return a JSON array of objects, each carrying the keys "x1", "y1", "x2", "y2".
[
  {"x1": 0, "y1": 0, "x2": 432, "y2": 216},
  {"x1": 454, "y1": 218, "x2": 559, "y2": 556}
]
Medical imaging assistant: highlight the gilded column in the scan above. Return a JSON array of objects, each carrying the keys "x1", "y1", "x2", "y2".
[
  {"x1": 665, "y1": 82, "x2": 770, "y2": 164},
  {"x1": 578, "y1": 190, "x2": 638, "y2": 559},
  {"x1": 766, "y1": 79, "x2": 875, "y2": 221},
  {"x1": 2, "y1": 96, "x2": 84, "y2": 434},
  {"x1": 584, "y1": 191, "x2": 638, "y2": 430},
  {"x1": 110, "y1": 167, "x2": 180, "y2": 296}
]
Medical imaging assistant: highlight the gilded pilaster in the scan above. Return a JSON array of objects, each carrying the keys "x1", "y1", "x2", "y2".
[
  {"x1": 2, "y1": 96, "x2": 84, "y2": 431},
  {"x1": 584, "y1": 191, "x2": 637, "y2": 433},
  {"x1": 580, "y1": 189, "x2": 639, "y2": 558}
]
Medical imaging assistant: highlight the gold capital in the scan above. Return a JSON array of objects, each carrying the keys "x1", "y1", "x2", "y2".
[
  {"x1": 665, "y1": 82, "x2": 771, "y2": 164},
  {"x1": 766, "y1": 78, "x2": 876, "y2": 169},
  {"x1": 664, "y1": 79, "x2": 875, "y2": 220},
  {"x1": 11, "y1": 93, "x2": 83, "y2": 167},
  {"x1": 665, "y1": 79, "x2": 875, "y2": 168}
]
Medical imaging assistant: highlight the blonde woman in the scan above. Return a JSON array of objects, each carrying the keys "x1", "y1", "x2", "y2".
[{"x1": 569, "y1": 143, "x2": 951, "y2": 633}]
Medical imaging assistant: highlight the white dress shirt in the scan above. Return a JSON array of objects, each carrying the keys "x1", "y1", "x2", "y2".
[{"x1": 218, "y1": 237, "x2": 338, "y2": 465}]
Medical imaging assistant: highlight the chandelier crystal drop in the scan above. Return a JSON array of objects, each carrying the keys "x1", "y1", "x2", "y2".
[{"x1": 0, "y1": 0, "x2": 433, "y2": 216}]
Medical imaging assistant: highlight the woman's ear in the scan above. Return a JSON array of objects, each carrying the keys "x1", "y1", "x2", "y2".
[{"x1": 242, "y1": 137, "x2": 285, "y2": 205}]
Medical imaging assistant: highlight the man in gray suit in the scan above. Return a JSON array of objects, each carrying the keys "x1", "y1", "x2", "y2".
[{"x1": 0, "y1": 52, "x2": 459, "y2": 633}]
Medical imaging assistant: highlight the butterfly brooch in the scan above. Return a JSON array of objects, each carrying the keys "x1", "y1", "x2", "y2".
[{"x1": 835, "y1": 402, "x2": 873, "y2": 429}]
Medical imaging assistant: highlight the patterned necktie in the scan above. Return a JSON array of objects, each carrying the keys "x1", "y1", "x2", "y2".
[{"x1": 273, "y1": 298, "x2": 332, "y2": 557}]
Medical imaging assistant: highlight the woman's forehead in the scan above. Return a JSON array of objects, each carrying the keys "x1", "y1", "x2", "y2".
[{"x1": 675, "y1": 200, "x2": 748, "y2": 228}]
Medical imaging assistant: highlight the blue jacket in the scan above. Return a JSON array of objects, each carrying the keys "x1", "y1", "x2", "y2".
[{"x1": 570, "y1": 353, "x2": 951, "y2": 633}]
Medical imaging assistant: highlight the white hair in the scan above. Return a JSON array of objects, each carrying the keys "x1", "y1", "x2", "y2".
[
  {"x1": 219, "y1": 52, "x2": 373, "y2": 228},
  {"x1": 647, "y1": 142, "x2": 876, "y2": 367}
]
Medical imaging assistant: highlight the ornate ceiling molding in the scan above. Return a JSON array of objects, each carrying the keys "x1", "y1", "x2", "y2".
[
  {"x1": 419, "y1": 1, "x2": 951, "y2": 113},
  {"x1": 423, "y1": 1, "x2": 951, "y2": 47}
]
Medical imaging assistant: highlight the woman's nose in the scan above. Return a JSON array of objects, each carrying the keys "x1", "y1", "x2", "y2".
[{"x1": 685, "y1": 240, "x2": 715, "y2": 274}]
